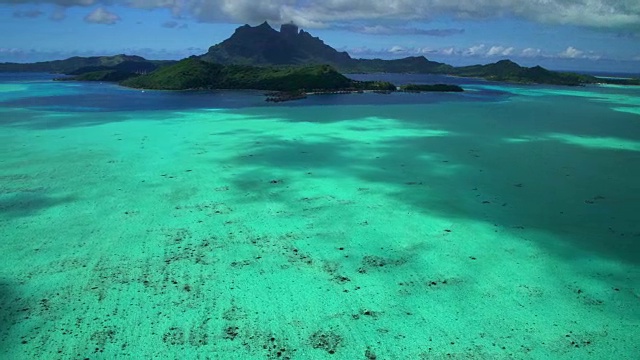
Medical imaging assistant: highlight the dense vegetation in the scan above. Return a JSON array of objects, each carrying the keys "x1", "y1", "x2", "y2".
[
  {"x1": 56, "y1": 70, "x2": 140, "y2": 82},
  {"x1": 599, "y1": 77, "x2": 640, "y2": 85},
  {"x1": 118, "y1": 59, "x2": 463, "y2": 98},
  {"x1": 121, "y1": 57, "x2": 354, "y2": 91},
  {"x1": 67, "y1": 60, "x2": 159, "y2": 75},
  {"x1": 0, "y1": 54, "x2": 172, "y2": 74},
  {"x1": 354, "y1": 81, "x2": 397, "y2": 91},
  {"x1": 400, "y1": 84, "x2": 464, "y2": 92},
  {"x1": 449, "y1": 60, "x2": 597, "y2": 86},
  {"x1": 345, "y1": 57, "x2": 453, "y2": 74}
]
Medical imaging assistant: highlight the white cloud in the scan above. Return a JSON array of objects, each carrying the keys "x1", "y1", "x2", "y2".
[
  {"x1": 461, "y1": 44, "x2": 517, "y2": 57},
  {"x1": 335, "y1": 45, "x2": 456, "y2": 58},
  {"x1": 0, "y1": 48, "x2": 25, "y2": 54},
  {"x1": 558, "y1": 46, "x2": 584, "y2": 58},
  {"x1": 486, "y1": 46, "x2": 514, "y2": 56},
  {"x1": 261, "y1": 1, "x2": 640, "y2": 30},
  {"x1": 546, "y1": 46, "x2": 602, "y2": 60},
  {"x1": 330, "y1": 44, "x2": 610, "y2": 63},
  {"x1": 342, "y1": 46, "x2": 371, "y2": 56},
  {"x1": 84, "y1": 7, "x2": 120, "y2": 25},
  {"x1": 441, "y1": 47, "x2": 455, "y2": 55},
  {"x1": 336, "y1": 25, "x2": 464, "y2": 36},
  {"x1": 5, "y1": 1, "x2": 640, "y2": 32},
  {"x1": 465, "y1": 44, "x2": 486, "y2": 56},
  {"x1": 521, "y1": 48, "x2": 542, "y2": 57}
]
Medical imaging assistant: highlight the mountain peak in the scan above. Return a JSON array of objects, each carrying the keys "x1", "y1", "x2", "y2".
[
  {"x1": 257, "y1": 21, "x2": 272, "y2": 29},
  {"x1": 202, "y1": 21, "x2": 352, "y2": 66},
  {"x1": 280, "y1": 22, "x2": 299, "y2": 36},
  {"x1": 200, "y1": 22, "x2": 448, "y2": 72},
  {"x1": 495, "y1": 59, "x2": 518, "y2": 66}
]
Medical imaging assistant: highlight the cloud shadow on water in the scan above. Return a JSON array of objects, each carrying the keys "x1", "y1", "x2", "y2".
[
  {"x1": 222, "y1": 105, "x2": 640, "y2": 266},
  {"x1": 0, "y1": 193, "x2": 77, "y2": 219},
  {"x1": 0, "y1": 281, "x2": 19, "y2": 354}
]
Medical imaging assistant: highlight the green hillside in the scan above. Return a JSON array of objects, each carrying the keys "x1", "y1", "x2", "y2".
[
  {"x1": 121, "y1": 57, "x2": 354, "y2": 91},
  {"x1": 0, "y1": 54, "x2": 170, "y2": 74},
  {"x1": 450, "y1": 60, "x2": 598, "y2": 86}
]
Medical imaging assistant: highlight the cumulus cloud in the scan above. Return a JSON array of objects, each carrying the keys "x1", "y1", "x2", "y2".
[
  {"x1": 441, "y1": 47, "x2": 455, "y2": 55},
  {"x1": 336, "y1": 25, "x2": 464, "y2": 36},
  {"x1": 460, "y1": 44, "x2": 519, "y2": 57},
  {"x1": 335, "y1": 44, "x2": 609, "y2": 63},
  {"x1": 0, "y1": 47, "x2": 25, "y2": 54},
  {"x1": 412, "y1": 44, "x2": 603, "y2": 60},
  {"x1": 389, "y1": 45, "x2": 406, "y2": 54},
  {"x1": 4, "y1": 1, "x2": 640, "y2": 32},
  {"x1": 465, "y1": 44, "x2": 486, "y2": 56},
  {"x1": 521, "y1": 48, "x2": 542, "y2": 57},
  {"x1": 558, "y1": 46, "x2": 584, "y2": 58},
  {"x1": 558, "y1": 46, "x2": 602, "y2": 60},
  {"x1": 84, "y1": 7, "x2": 120, "y2": 25},
  {"x1": 290, "y1": 0, "x2": 640, "y2": 30},
  {"x1": 349, "y1": 44, "x2": 510, "y2": 58},
  {"x1": 13, "y1": 9, "x2": 44, "y2": 18},
  {"x1": 486, "y1": 46, "x2": 514, "y2": 56}
]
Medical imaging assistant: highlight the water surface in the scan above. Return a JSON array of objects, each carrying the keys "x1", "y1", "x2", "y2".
[{"x1": 1, "y1": 73, "x2": 638, "y2": 359}]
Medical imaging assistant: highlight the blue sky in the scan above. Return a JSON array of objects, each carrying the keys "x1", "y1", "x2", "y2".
[{"x1": 1, "y1": 1, "x2": 639, "y2": 73}]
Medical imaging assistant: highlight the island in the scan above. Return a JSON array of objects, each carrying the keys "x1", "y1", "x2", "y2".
[
  {"x1": 119, "y1": 58, "x2": 353, "y2": 91},
  {"x1": 0, "y1": 54, "x2": 171, "y2": 74},
  {"x1": 199, "y1": 22, "x2": 640, "y2": 86},
  {"x1": 3, "y1": 21, "x2": 639, "y2": 96},
  {"x1": 94, "y1": 57, "x2": 461, "y2": 101},
  {"x1": 400, "y1": 84, "x2": 464, "y2": 92}
]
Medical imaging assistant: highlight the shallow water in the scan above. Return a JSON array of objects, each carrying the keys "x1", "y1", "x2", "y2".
[{"x1": 1, "y1": 73, "x2": 639, "y2": 359}]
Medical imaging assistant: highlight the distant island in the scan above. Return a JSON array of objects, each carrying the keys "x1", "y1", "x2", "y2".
[
  {"x1": 119, "y1": 57, "x2": 409, "y2": 93},
  {"x1": 114, "y1": 57, "x2": 462, "y2": 98},
  {"x1": 1, "y1": 53, "x2": 463, "y2": 100},
  {"x1": 400, "y1": 84, "x2": 465, "y2": 92},
  {"x1": 1, "y1": 21, "x2": 638, "y2": 99},
  {"x1": 0, "y1": 54, "x2": 172, "y2": 76}
]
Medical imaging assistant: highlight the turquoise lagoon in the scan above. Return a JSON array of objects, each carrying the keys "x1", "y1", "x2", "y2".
[{"x1": 0, "y1": 73, "x2": 639, "y2": 359}]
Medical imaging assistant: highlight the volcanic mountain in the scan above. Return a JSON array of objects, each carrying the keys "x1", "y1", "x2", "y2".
[{"x1": 200, "y1": 21, "x2": 453, "y2": 74}]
